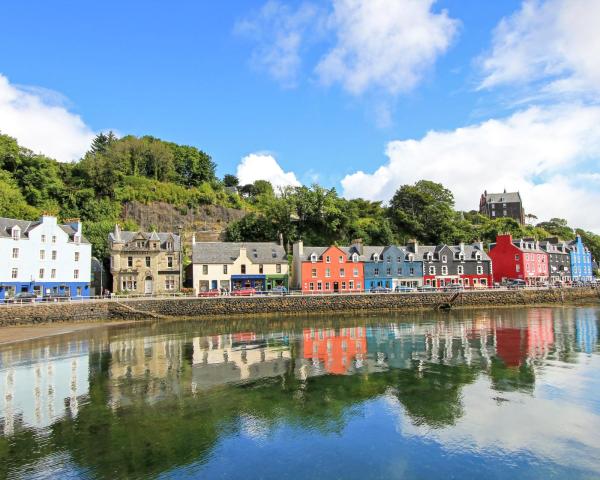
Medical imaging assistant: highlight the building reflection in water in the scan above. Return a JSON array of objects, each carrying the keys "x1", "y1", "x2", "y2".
[{"x1": 0, "y1": 307, "x2": 598, "y2": 435}]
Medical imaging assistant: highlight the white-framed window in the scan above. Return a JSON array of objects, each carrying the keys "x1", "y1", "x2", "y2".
[
  {"x1": 310, "y1": 253, "x2": 317, "y2": 263},
  {"x1": 516, "y1": 264, "x2": 520, "y2": 272},
  {"x1": 352, "y1": 253, "x2": 359, "y2": 262},
  {"x1": 309, "y1": 282, "x2": 314, "y2": 291},
  {"x1": 442, "y1": 255, "x2": 447, "y2": 263},
  {"x1": 441, "y1": 266, "x2": 448, "y2": 275},
  {"x1": 339, "y1": 255, "x2": 344, "y2": 263},
  {"x1": 386, "y1": 267, "x2": 392, "y2": 276},
  {"x1": 12, "y1": 248, "x2": 18, "y2": 259},
  {"x1": 41, "y1": 234, "x2": 46, "y2": 243},
  {"x1": 165, "y1": 276, "x2": 176, "y2": 290},
  {"x1": 51, "y1": 269, "x2": 56, "y2": 279},
  {"x1": 373, "y1": 254, "x2": 379, "y2": 262},
  {"x1": 12, "y1": 227, "x2": 20, "y2": 240},
  {"x1": 475, "y1": 252, "x2": 482, "y2": 260},
  {"x1": 12, "y1": 268, "x2": 18, "y2": 279},
  {"x1": 202, "y1": 265, "x2": 208, "y2": 275},
  {"x1": 39, "y1": 250, "x2": 45, "y2": 260},
  {"x1": 52, "y1": 250, "x2": 57, "y2": 260},
  {"x1": 340, "y1": 268, "x2": 345, "y2": 277},
  {"x1": 349, "y1": 280, "x2": 354, "y2": 289},
  {"x1": 317, "y1": 282, "x2": 322, "y2": 291},
  {"x1": 429, "y1": 266, "x2": 436, "y2": 275},
  {"x1": 168, "y1": 256, "x2": 174, "y2": 268},
  {"x1": 276, "y1": 264, "x2": 281, "y2": 273},
  {"x1": 52, "y1": 235, "x2": 56, "y2": 244},
  {"x1": 326, "y1": 255, "x2": 331, "y2": 263},
  {"x1": 325, "y1": 282, "x2": 330, "y2": 290},
  {"x1": 39, "y1": 268, "x2": 44, "y2": 279},
  {"x1": 342, "y1": 281, "x2": 346, "y2": 290},
  {"x1": 74, "y1": 269, "x2": 79, "y2": 279},
  {"x1": 457, "y1": 265, "x2": 464, "y2": 275},
  {"x1": 353, "y1": 268, "x2": 359, "y2": 277},
  {"x1": 259, "y1": 264, "x2": 264, "y2": 274},
  {"x1": 477, "y1": 266, "x2": 483, "y2": 275},
  {"x1": 325, "y1": 268, "x2": 331, "y2": 278},
  {"x1": 223, "y1": 264, "x2": 228, "y2": 274},
  {"x1": 312, "y1": 268, "x2": 317, "y2": 278},
  {"x1": 74, "y1": 251, "x2": 80, "y2": 262}
]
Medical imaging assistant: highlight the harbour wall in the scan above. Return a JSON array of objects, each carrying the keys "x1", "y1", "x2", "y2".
[{"x1": 0, "y1": 288, "x2": 598, "y2": 327}]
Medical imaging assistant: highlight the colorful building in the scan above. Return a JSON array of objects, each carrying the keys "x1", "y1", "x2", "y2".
[
  {"x1": 488, "y1": 235, "x2": 549, "y2": 285},
  {"x1": 192, "y1": 240, "x2": 288, "y2": 294},
  {"x1": 0, "y1": 215, "x2": 91, "y2": 300},
  {"x1": 539, "y1": 238, "x2": 571, "y2": 283},
  {"x1": 292, "y1": 241, "x2": 364, "y2": 293},
  {"x1": 357, "y1": 243, "x2": 423, "y2": 290},
  {"x1": 568, "y1": 235, "x2": 594, "y2": 282},
  {"x1": 411, "y1": 241, "x2": 492, "y2": 288}
]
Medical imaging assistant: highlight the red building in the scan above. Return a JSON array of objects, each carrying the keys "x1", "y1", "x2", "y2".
[
  {"x1": 488, "y1": 234, "x2": 549, "y2": 285},
  {"x1": 292, "y1": 242, "x2": 364, "y2": 293},
  {"x1": 303, "y1": 327, "x2": 367, "y2": 374}
]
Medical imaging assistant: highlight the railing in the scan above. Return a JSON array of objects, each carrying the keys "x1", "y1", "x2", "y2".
[{"x1": 0, "y1": 282, "x2": 597, "y2": 307}]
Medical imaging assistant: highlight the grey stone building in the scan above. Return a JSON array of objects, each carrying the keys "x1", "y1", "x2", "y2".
[
  {"x1": 540, "y1": 237, "x2": 571, "y2": 283},
  {"x1": 479, "y1": 190, "x2": 525, "y2": 224}
]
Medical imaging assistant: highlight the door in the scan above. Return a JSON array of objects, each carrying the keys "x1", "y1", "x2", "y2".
[
  {"x1": 144, "y1": 276, "x2": 153, "y2": 294},
  {"x1": 333, "y1": 282, "x2": 339, "y2": 292}
]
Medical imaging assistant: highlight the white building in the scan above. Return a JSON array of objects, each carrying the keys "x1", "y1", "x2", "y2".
[
  {"x1": 0, "y1": 215, "x2": 92, "y2": 300},
  {"x1": 191, "y1": 239, "x2": 289, "y2": 294}
]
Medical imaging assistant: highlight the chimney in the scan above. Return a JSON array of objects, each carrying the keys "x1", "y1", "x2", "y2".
[
  {"x1": 459, "y1": 242, "x2": 465, "y2": 252},
  {"x1": 293, "y1": 240, "x2": 304, "y2": 257},
  {"x1": 114, "y1": 223, "x2": 121, "y2": 242},
  {"x1": 407, "y1": 239, "x2": 418, "y2": 254},
  {"x1": 192, "y1": 233, "x2": 196, "y2": 246},
  {"x1": 239, "y1": 246, "x2": 247, "y2": 258},
  {"x1": 351, "y1": 238, "x2": 363, "y2": 255},
  {"x1": 477, "y1": 240, "x2": 484, "y2": 251},
  {"x1": 279, "y1": 232, "x2": 284, "y2": 247}
]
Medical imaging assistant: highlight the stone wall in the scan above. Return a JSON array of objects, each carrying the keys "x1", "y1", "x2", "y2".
[{"x1": 0, "y1": 288, "x2": 597, "y2": 326}]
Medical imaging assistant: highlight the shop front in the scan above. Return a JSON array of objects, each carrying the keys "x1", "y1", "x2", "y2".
[
  {"x1": 265, "y1": 274, "x2": 288, "y2": 290},
  {"x1": 231, "y1": 275, "x2": 266, "y2": 291}
]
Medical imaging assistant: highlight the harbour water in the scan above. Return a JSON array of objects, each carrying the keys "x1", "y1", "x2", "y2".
[{"x1": 1, "y1": 306, "x2": 599, "y2": 479}]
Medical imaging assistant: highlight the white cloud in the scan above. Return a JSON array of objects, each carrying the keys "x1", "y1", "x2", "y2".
[
  {"x1": 341, "y1": 105, "x2": 600, "y2": 232},
  {"x1": 316, "y1": 0, "x2": 459, "y2": 95},
  {"x1": 0, "y1": 74, "x2": 95, "y2": 162},
  {"x1": 479, "y1": 0, "x2": 600, "y2": 96},
  {"x1": 234, "y1": 1, "x2": 322, "y2": 88},
  {"x1": 236, "y1": 153, "x2": 301, "y2": 189}
]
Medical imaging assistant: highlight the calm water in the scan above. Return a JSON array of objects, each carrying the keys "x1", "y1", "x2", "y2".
[{"x1": 1, "y1": 306, "x2": 599, "y2": 480}]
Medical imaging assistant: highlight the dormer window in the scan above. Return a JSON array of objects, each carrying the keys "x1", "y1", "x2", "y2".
[
  {"x1": 310, "y1": 253, "x2": 318, "y2": 263},
  {"x1": 475, "y1": 252, "x2": 482, "y2": 260},
  {"x1": 166, "y1": 241, "x2": 173, "y2": 250},
  {"x1": 442, "y1": 255, "x2": 447, "y2": 263},
  {"x1": 373, "y1": 254, "x2": 379, "y2": 262},
  {"x1": 459, "y1": 253, "x2": 465, "y2": 261},
  {"x1": 12, "y1": 227, "x2": 20, "y2": 240},
  {"x1": 272, "y1": 249, "x2": 277, "y2": 258},
  {"x1": 408, "y1": 254, "x2": 414, "y2": 262},
  {"x1": 426, "y1": 252, "x2": 433, "y2": 261},
  {"x1": 352, "y1": 253, "x2": 359, "y2": 263},
  {"x1": 74, "y1": 235, "x2": 81, "y2": 244},
  {"x1": 339, "y1": 255, "x2": 344, "y2": 263}
]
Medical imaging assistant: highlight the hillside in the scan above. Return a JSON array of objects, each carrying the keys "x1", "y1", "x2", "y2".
[{"x1": 0, "y1": 132, "x2": 598, "y2": 271}]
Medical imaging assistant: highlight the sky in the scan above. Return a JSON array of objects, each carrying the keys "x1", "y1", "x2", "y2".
[{"x1": 1, "y1": 0, "x2": 599, "y2": 232}]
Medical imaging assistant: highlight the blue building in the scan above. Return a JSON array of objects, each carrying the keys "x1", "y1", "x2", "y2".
[
  {"x1": 569, "y1": 235, "x2": 594, "y2": 282},
  {"x1": 351, "y1": 243, "x2": 423, "y2": 290}
]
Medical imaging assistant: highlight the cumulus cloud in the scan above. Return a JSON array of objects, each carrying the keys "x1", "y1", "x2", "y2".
[
  {"x1": 479, "y1": 0, "x2": 600, "y2": 97},
  {"x1": 236, "y1": 153, "x2": 301, "y2": 189},
  {"x1": 0, "y1": 74, "x2": 95, "y2": 162},
  {"x1": 316, "y1": 0, "x2": 459, "y2": 95},
  {"x1": 341, "y1": 105, "x2": 600, "y2": 232},
  {"x1": 234, "y1": 1, "x2": 323, "y2": 88}
]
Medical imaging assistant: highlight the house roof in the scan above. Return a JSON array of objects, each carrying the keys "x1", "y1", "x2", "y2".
[
  {"x1": 192, "y1": 242, "x2": 287, "y2": 264},
  {"x1": 109, "y1": 230, "x2": 181, "y2": 250},
  {"x1": 484, "y1": 191, "x2": 522, "y2": 204},
  {"x1": 416, "y1": 244, "x2": 490, "y2": 261},
  {"x1": 0, "y1": 216, "x2": 90, "y2": 244}
]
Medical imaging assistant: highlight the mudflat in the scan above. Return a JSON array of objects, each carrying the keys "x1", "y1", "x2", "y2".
[{"x1": 0, "y1": 321, "x2": 136, "y2": 345}]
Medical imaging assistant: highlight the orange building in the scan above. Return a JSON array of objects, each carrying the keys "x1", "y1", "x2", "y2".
[
  {"x1": 292, "y1": 242, "x2": 364, "y2": 293},
  {"x1": 303, "y1": 327, "x2": 367, "y2": 374}
]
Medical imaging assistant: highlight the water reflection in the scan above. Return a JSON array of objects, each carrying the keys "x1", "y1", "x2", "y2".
[{"x1": 0, "y1": 306, "x2": 598, "y2": 479}]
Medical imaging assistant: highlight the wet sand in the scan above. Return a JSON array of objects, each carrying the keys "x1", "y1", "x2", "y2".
[{"x1": 0, "y1": 321, "x2": 138, "y2": 345}]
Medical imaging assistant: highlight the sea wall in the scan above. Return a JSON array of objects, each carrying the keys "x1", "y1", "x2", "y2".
[{"x1": 0, "y1": 288, "x2": 598, "y2": 326}]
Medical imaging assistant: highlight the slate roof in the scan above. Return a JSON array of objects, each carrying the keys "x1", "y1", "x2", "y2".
[
  {"x1": 539, "y1": 240, "x2": 570, "y2": 254},
  {"x1": 414, "y1": 244, "x2": 491, "y2": 261},
  {"x1": 109, "y1": 230, "x2": 181, "y2": 250},
  {"x1": 192, "y1": 242, "x2": 287, "y2": 264},
  {"x1": 484, "y1": 191, "x2": 522, "y2": 203},
  {"x1": 0, "y1": 216, "x2": 90, "y2": 243}
]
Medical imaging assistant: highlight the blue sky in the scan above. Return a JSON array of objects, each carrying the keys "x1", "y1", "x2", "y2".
[{"x1": 1, "y1": 0, "x2": 599, "y2": 231}]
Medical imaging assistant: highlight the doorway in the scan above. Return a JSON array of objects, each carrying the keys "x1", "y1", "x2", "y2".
[
  {"x1": 144, "y1": 276, "x2": 153, "y2": 294},
  {"x1": 333, "y1": 282, "x2": 339, "y2": 293}
]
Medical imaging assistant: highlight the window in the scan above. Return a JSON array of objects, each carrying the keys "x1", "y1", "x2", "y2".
[
  {"x1": 12, "y1": 248, "x2": 18, "y2": 259},
  {"x1": 145, "y1": 256, "x2": 151, "y2": 267},
  {"x1": 442, "y1": 255, "x2": 447, "y2": 263},
  {"x1": 441, "y1": 266, "x2": 448, "y2": 275},
  {"x1": 373, "y1": 254, "x2": 379, "y2": 262},
  {"x1": 342, "y1": 281, "x2": 346, "y2": 290},
  {"x1": 165, "y1": 277, "x2": 176, "y2": 290},
  {"x1": 276, "y1": 264, "x2": 281, "y2": 274},
  {"x1": 374, "y1": 268, "x2": 379, "y2": 276},
  {"x1": 353, "y1": 268, "x2": 359, "y2": 277},
  {"x1": 325, "y1": 282, "x2": 330, "y2": 290},
  {"x1": 168, "y1": 256, "x2": 174, "y2": 268},
  {"x1": 166, "y1": 241, "x2": 173, "y2": 250},
  {"x1": 326, "y1": 255, "x2": 331, "y2": 263},
  {"x1": 397, "y1": 267, "x2": 402, "y2": 275},
  {"x1": 52, "y1": 250, "x2": 57, "y2": 260},
  {"x1": 325, "y1": 268, "x2": 331, "y2": 278},
  {"x1": 259, "y1": 264, "x2": 264, "y2": 274},
  {"x1": 409, "y1": 267, "x2": 414, "y2": 275},
  {"x1": 202, "y1": 265, "x2": 208, "y2": 275},
  {"x1": 39, "y1": 250, "x2": 45, "y2": 260},
  {"x1": 12, "y1": 228, "x2": 20, "y2": 240},
  {"x1": 349, "y1": 280, "x2": 354, "y2": 289},
  {"x1": 387, "y1": 256, "x2": 391, "y2": 263},
  {"x1": 241, "y1": 264, "x2": 246, "y2": 274},
  {"x1": 310, "y1": 253, "x2": 317, "y2": 263},
  {"x1": 41, "y1": 234, "x2": 46, "y2": 243},
  {"x1": 74, "y1": 269, "x2": 79, "y2": 279},
  {"x1": 352, "y1": 253, "x2": 359, "y2": 262},
  {"x1": 223, "y1": 264, "x2": 228, "y2": 274},
  {"x1": 317, "y1": 282, "x2": 322, "y2": 291},
  {"x1": 477, "y1": 266, "x2": 483, "y2": 275},
  {"x1": 39, "y1": 268, "x2": 44, "y2": 279},
  {"x1": 128, "y1": 256, "x2": 133, "y2": 267},
  {"x1": 12, "y1": 268, "x2": 18, "y2": 279},
  {"x1": 429, "y1": 266, "x2": 436, "y2": 275},
  {"x1": 311, "y1": 268, "x2": 317, "y2": 278},
  {"x1": 51, "y1": 269, "x2": 56, "y2": 279},
  {"x1": 52, "y1": 235, "x2": 56, "y2": 244},
  {"x1": 340, "y1": 268, "x2": 345, "y2": 277},
  {"x1": 515, "y1": 254, "x2": 520, "y2": 260},
  {"x1": 386, "y1": 267, "x2": 392, "y2": 276},
  {"x1": 309, "y1": 282, "x2": 314, "y2": 291},
  {"x1": 339, "y1": 256, "x2": 344, "y2": 263},
  {"x1": 457, "y1": 265, "x2": 464, "y2": 275}
]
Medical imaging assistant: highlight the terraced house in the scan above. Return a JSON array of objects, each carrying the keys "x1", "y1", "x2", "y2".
[
  {"x1": 416, "y1": 241, "x2": 492, "y2": 288},
  {"x1": 292, "y1": 241, "x2": 364, "y2": 293},
  {"x1": 354, "y1": 242, "x2": 423, "y2": 290},
  {"x1": 0, "y1": 215, "x2": 91, "y2": 300},
  {"x1": 109, "y1": 225, "x2": 181, "y2": 294},
  {"x1": 192, "y1": 240, "x2": 288, "y2": 294},
  {"x1": 539, "y1": 238, "x2": 571, "y2": 283},
  {"x1": 488, "y1": 235, "x2": 549, "y2": 285},
  {"x1": 569, "y1": 235, "x2": 594, "y2": 282}
]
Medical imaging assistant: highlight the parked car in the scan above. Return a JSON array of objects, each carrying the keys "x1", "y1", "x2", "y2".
[
  {"x1": 199, "y1": 289, "x2": 220, "y2": 297},
  {"x1": 507, "y1": 279, "x2": 526, "y2": 289},
  {"x1": 370, "y1": 286, "x2": 391, "y2": 293},
  {"x1": 395, "y1": 286, "x2": 416, "y2": 293},
  {"x1": 231, "y1": 288, "x2": 257, "y2": 297},
  {"x1": 270, "y1": 286, "x2": 288, "y2": 296},
  {"x1": 9, "y1": 292, "x2": 37, "y2": 303},
  {"x1": 417, "y1": 285, "x2": 437, "y2": 292},
  {"x1": 42, "y1": 292, "x2": 70, "y2": 302},
  {"x1": 443, "y1": 284, "x2": 464, "y2": 292}
]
